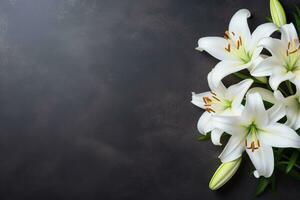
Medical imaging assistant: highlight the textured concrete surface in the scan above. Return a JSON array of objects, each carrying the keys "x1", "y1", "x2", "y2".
[{"x1": 0, "y1": 0, "x2": 299, "y2": 199}]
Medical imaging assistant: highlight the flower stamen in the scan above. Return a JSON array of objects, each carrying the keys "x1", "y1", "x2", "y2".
[
  {"x1": 237, "y1": 40, "x2": 240, "y2": 50},
  {"x1": 205, "y1": 108, "x2": 215, "y2": 113},
  {"x1": 225, "y1": 44, "x2": 231, "y2": 52},
  {"x1": 239, "y1": 36, "x2": 242, "y2": 46},
  {"x1": 245, "y1": 123, "x2": 260, "y2": 152},
  {"x1": 212, "y1": 96, "x2": 221, "y2": 101},
  {"x1": 224, "y1": 31, "x2": 230, "y2": 40}
]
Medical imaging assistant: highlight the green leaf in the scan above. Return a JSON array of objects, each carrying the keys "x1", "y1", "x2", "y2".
[
  {"x1": 266, "y1": 16, "x2": 273, "y2": 22},
  {"x1": 255, "y1": 178, "x2": 269, "y2": 197},
  {"x1": 286, "y1": 151, "x2": 299, "y2": 173},
  {"x1": 293, "y1": 6, "x2": 300, "y2": 34},
  {"x1": 276, "y1": 163, "x2": 300, "y2": 181},
  {"x1": 197, "y1": 133, "x2": 211, "y2": 141},
  {"x1": 271, "y1": 175, "x2": 277, "y2": 192},
  {"x1": 274, "y1": 148, "x2": 284, "y2": 162}
]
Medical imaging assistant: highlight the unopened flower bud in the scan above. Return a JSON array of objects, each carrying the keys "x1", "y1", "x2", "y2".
[
  {"x1": 209, "y1": 157, "x2": 242, "y2": 190},
  {"x1": 270, "y1": 0, "x2": 287, "y2": 27}
]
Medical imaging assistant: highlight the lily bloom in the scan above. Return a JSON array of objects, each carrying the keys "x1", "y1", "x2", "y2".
[
  {"x1": 191, "y1": 73, "x2": 253, "y2": 145},
  {"x1": 213, "y1": 93, "x2": 300, "y2": 178},
  {"x1": 274, "y1": 90, "x2": 300, "y2": 130},
  {"x1": 252, "y1": 23, "x2": 300, "y2": 90},
  {"x1": 196, "y1": 9, "x2": 277, "y2": 87}
]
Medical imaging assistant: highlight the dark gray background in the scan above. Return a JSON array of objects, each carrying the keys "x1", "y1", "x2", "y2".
[{"x1": 0, "y1": 0, "x2": 299, "y2": 199}]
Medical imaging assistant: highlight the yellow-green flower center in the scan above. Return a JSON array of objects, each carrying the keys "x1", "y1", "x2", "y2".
[{"x1": 224, "y1": 31, "x2": 252, "y2": 63}]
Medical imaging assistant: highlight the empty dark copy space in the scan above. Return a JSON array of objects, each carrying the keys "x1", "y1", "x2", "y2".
[{"x1": 0, "y1": 0, "x2": 299, "y2": 199}]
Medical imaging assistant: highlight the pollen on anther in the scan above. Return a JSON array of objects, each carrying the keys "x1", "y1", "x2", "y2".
[
  {"x1": 289, "y1": 49, "x2": 298, "y2": 55},
  {"x1": 225, "y1": 44, "x2": 231, "y2": 52},
  {"x1": 239, "y1": 36, "x2": 242, "y2": 46},
  {"x1": 212, "y1": 96, "x2": 220, "y2": 101},
  {"x1": 224, "y1": 32, "x2": 229, "y2": 40}
]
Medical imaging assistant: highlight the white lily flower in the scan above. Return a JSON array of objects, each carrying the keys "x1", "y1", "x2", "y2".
[
  {"x1": 196, "y1": 9, "x2": 277, "y2": 86},
  {"x1": 191, "y1": 73, "x2": 253, "y2": 145},
  {"x1": 213, "y1": 92, "x2": 300, "y2": 178},
  {"x1": 274, "y1": 89, "x2": 300, "y2": 130},
  {"x1": 252, "y1": 23, "x2": 300, "y2": 90}
]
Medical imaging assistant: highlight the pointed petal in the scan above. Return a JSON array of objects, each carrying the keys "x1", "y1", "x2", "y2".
[
  {"x1": 219, "y1": 134, "x2": 246, "y2": 163},
  {"x1": 250, "y1": 23, "x2": 277, "y2": 51},
  {"x1": 229, "y1": 9, "x2": 251, "y2": 47},
  {"x1": 246, "y1": 144, "x2": 274, "y2": 178},
  {"x1": 281, "y1": 23, "x2": 299, "y2": 44},
  {"x1": 243, "y1": 93, "x2": 268, "y2": 126},
  {"x1": 210, "y1": 60, "x2": 248, "y2": 87},
  {"x1": 191, "y1": 91, "x2": 211, "y2": 109},
  {"x1": 267, "y1": 103, "x2": 285, "y2": 123},
  {"x1": 258, "y1": 37, "x2": 286, "y2": 61},
  {"x1": 285, "y1": 100, "x2": 300, "y2": 130},
  {"x1": 213, "y1": 115, "x2": 244, "y2": 135},
  {"x1": 251, "y1": 57, "x2": 282, "y2": 77},
  {"x1": 207, "y1": 71, "x2": 226, "y2": 97},
  {"x1": 269, "y1": 71, "x2": 294, "y2": 90},
  {"x1": 226, "y1": 79, "x2": 253, "y2": 108},
  {"x1": 196, "y1": 37, "x2": 237, "y2": 61},
  {"x1": 260, "y1": 123, "x2": 300, "y2": 148},
  {"x1": 197, "y1": 111, "x2": 213, "y2": 134},
  {"x1": 291, "y1": 76, "x2": 300, "y2": 90},
  {"x1": 211, "y1": 129, "x2": 223, "y2": 146},
  {"x1": 247, "y1": 87, "x2": 276, "y2": 104}
]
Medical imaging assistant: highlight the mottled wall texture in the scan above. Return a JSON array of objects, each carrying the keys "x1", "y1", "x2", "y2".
[{"x1": 0, "y1": 0, "x2": 298, "y2": 199}]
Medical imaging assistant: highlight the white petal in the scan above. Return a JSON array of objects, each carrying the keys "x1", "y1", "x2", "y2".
[
  {"x1": 210, "y1": 60, "x2": 248, "y2": 87},
  {"x1": 229, "y1": 9, "x2": 251, "y2": 47},
  {"x1": 197, "y1": 111, "x2": 213, "y2": 134},
  {"x1": 274, "y1": 90, "x2": 285, "y2": 101},
  {"x1": 248, "y1": 87, "x2": 276, "y2": 104},
  {"x1": 267, "y1": 103, "x2": 285, "y2": 123},
  {"x1": 207, "y1": 71, "x2": 226, "y2": 97},
  {"x1": 258, "y1": 37, "x2": 286, "y2": 61},
  {"x1": 291, "y1": 76, "x2": 300, "y2": 90},
  {"x1": 285, "y1": 101, "x2": 300, "y2": 130},
  {"x1": 251, "y1": 57, "x2": 282, "y2": 77},
  {"x1": 191, "y1": 91, "x2": 211, "y2": 109},
  {"x1": 260, "y1": 123, "x2": 300, "y2": 148},
  {"x1": 246, "y1": 144, "x2": 274, "y2": 178},
  {"x1": 281, "y1": 23, "x2": 299, "y2": 44},
  {"x1": 269, "y1": 71, "x2": 294, "y2": 90},
  {"x1": 196, "y1": 37, "x2": 237, "y2": 61},
  {"x1": 219, "y1": 134, "x2": 246, "y2": 163},
  {"x1": 211, "y1": 129, "x2": 223, "y2": 146},
  {"x1": 213, "y1": 115, "x2": 244, "y2": 135},
  {"x1": 226, "y1": 79, "x2": 253, "y2": 108},
  {"x1": 250, "y1": 23, "x2": 277, "y2": 51},
  {"x1": 243, "y1": 93, "x2": 268, "y2": 126}
]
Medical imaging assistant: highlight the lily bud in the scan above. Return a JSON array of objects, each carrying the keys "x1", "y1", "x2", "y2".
[
  {"x1": 270, "y1": 0, "x2": 286, "y2": 27},
  {"x1": 209, "y1": 157, "x2": 242, "y2": 190}
]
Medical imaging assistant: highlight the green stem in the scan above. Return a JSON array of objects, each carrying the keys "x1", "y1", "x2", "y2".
[
  {"x1": 280, "y1": 154, "x2": 300, "y2": 170},
  {"x1": 234, "y1": 72, "x2": 266, "y2": 84},
  {"x1": 286, "y1": 81, "x2": 294, "y2": 95}
]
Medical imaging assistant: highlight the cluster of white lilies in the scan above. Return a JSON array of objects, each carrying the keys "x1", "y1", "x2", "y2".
[{"x1": 192, "y1": 7, "x2": 300, "y2": 190}]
